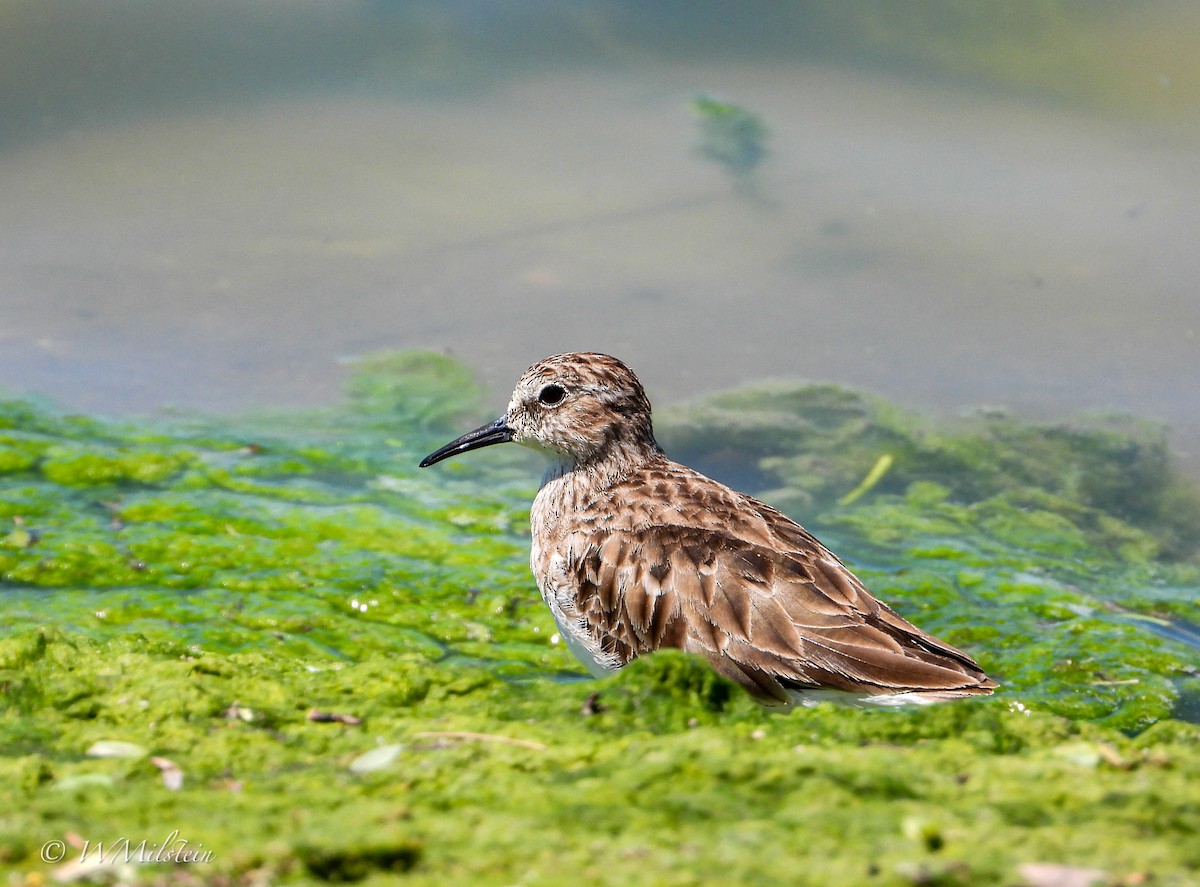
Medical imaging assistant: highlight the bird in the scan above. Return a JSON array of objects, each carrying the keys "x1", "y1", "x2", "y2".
[{"x1": 420, "y1": 352, "x2": 997, "y2": 707}]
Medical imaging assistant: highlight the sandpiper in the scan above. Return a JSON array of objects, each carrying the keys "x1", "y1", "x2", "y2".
[{"x1": 420, "y1": 352, "x2": 997, "y2": 706}]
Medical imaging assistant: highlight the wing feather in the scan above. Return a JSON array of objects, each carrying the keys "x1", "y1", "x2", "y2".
[{"x1": 560, "y1": 519, "x2": 994, "y2": 704}]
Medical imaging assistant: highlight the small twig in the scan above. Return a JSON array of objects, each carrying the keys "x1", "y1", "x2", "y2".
[
  {"x1": 413, "y1": 731, "x2": 546, "y2": 751},
  {"x1": 307, "y1": 708, "x2": 363, "y2": 725}
]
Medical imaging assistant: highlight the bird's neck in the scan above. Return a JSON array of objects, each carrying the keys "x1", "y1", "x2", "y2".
[{"x1": 539, "y1": 440, "x2": 661, "y2": 492}]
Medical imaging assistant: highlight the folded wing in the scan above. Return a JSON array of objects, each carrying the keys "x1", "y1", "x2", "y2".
[{"x1": 563, "y1": 522, "x2": 996, "y2": 705}]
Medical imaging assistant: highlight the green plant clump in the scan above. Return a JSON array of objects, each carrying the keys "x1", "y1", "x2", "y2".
[{"x1": 690, "y1": 94, "x2": 769, "y2": 182}]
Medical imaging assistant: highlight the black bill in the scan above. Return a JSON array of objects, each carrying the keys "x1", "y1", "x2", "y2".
[{"x1": 419, "y1": 417, "x2": 514, "y2": 467}]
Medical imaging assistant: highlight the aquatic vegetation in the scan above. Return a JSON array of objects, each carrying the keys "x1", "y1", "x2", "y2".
[
  {"x1": 1, "y1": 352, "x2": 1198, "y2": 884},
  {"x1": 690, "y1": 95, "x2": 769, "y2": 182}
]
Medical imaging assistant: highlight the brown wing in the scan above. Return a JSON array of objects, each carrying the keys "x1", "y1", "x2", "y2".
[{"x1": 563, "y1": 522, "x2": 996, "y2": 705}]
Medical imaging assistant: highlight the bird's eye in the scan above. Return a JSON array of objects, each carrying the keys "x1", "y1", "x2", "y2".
[{"x1": 538, "y1": 384, "x2": 566, "y2": 406}]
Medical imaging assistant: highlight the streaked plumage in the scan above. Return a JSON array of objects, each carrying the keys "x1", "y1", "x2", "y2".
[{"x1": 421, "y1": 352, "x2": 997, "y2": 706}]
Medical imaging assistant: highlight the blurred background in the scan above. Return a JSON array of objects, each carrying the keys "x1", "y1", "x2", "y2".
[{"x1": 1, "y1": 1, "x2": 1197, "y2": 469}]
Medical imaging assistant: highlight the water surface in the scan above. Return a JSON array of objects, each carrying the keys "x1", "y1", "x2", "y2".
[{"x1": 1, "y1": 4, "x2": 1197, "y2": 477}]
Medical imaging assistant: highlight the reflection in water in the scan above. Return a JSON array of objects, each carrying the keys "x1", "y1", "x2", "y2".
[{"x1": 0, "y1": 3, "x2": 1198, "y2": 478}]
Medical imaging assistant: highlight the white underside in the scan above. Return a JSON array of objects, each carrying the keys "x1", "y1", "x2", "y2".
[
  {"x1": 556, "y1": 626, "x2": 618, "y2": 678},
  {"x1": 782, "y1": 687, "x2": 945, "y2": 708},
  {"x1": 550, "y1": 609, "x2": 620, "y2": 677}
]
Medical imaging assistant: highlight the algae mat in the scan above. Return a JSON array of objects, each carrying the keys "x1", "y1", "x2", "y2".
[{"x1": 1, "y1": 352, "x2": 1199, "y2": 886}]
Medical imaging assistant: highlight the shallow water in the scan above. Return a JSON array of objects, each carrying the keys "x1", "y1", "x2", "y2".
[{"x1": 1, "y1": 4, "x2": 1198, "y2": 474}]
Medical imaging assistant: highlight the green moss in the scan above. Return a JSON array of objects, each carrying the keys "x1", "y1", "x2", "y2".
[
  {"x1": 0, "y1": 438, "x2": 42, "y2": 475},
  {"x1": 40, "y1": 446, "x2": 191, "y2": 486},
  {"x1": 1, "y1": 352, "x2": 1199, "y2": 884},
  {"x1": 7, "y1": 628, "x2": 1198, "y2": 885}
]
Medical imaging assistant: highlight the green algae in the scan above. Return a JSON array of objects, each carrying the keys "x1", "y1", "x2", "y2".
[
  {"x1": 3, "y1": 634, "x2": 1200, "y2": 886},
  {"x1": 1, "y1": 352, "x2": 1199, "y2": 885},
  {"x1": 690, "y1": 95, "x2": 769, "y2": 182}
]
